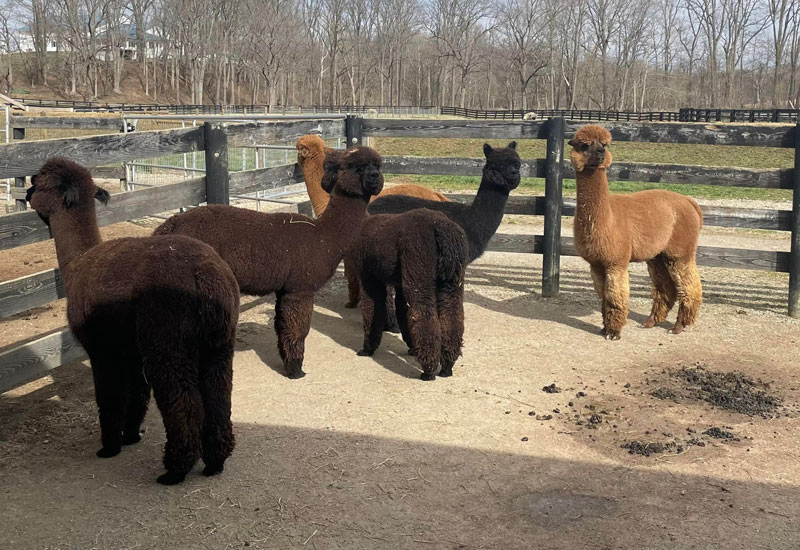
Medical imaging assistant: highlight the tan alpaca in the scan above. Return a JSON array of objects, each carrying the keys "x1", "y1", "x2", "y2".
[
  {"x1": 296, "y1": 134, "x2": 449, "y2": 217},
  {"x1": 568, "y1": 125, "x2": 703, "y2": 339}
]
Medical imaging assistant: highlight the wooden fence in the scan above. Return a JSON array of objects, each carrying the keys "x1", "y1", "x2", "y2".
[
  {"x1": 678, "y1": 108, "x2": 800, "y2": 123},
  {"x1": 0, "y1": 115, "x2": 798, "y2": 395},
  {"x1": 441, "y1": 107, "x2": 682, "y2": 121}
]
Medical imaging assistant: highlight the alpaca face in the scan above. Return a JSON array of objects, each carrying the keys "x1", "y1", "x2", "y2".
[
  {"x1": 482, "y1": 142, "x2": 521, "y2": 191},
  {"x1": 322, "y1": 147, "x2": 384, "y2": 198},
  {"x1": 296, "y1": 134, "x2": 326, "y2": 165},
  {"x1": 568, "y1": 125, "x2": 613, "y2": 172},
  {"x1": 27, "y1": 157, "x2": 110, "y2": 220}
]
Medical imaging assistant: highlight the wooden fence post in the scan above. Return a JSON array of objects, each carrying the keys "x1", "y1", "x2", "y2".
[
  {"x1": 12, "y1": 126, "x2": 26, "y2": 211},
  {"x1": 790, "y1": 123, "x2": 800, "y2": 317},
  {"x1": 345, "y1": 115, "x2": 363, "y2": 148},
  {"x1": 542, "y1": 117, "x2": 565, "y2": 298},
  {"x1": 203, "y1": 122, "x2": 229, "y2": 205}
]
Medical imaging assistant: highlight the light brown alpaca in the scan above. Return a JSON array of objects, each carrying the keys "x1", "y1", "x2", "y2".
[
  {"x1": 569, "y1": 125, "x2": 703, "y2": 339},
  {"x1": 296, "y1": 134, "x2": 449, "y2": 217}
]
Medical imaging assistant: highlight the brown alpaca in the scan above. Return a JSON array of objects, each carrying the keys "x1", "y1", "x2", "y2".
[
  {"x1": 569, "y1": 125, "x2": 703, "y2": 339},
  {"x1": 155, "y1": 146, "x2": 384, "y2": 378},
  {"x1": 296, "y1": 134, "x2": 449, "y2": 218},
  {"x1": 351, "y1": 209, "x2": 468, "y2": 381},
  {"x1": 27, "y1": 158, "x2": 239, "y2": 485}
]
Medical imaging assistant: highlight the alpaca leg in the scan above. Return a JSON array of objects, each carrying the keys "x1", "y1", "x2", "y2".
[
  {"x1": 394, "y1": 286, "x2": 414, "y2": 354},
  {"x1": 667, "y1": 260, "x2": 702, "y2": 334},
  {"x1": 384, "y1": 286, "x2": 400, "y2": 333},
  {"x1": 343, "y1": 257, "x2": 360, "y2": 308},
  {"x1": 274, "y1": 291, "x2": 314, "y2": 379},
  {"x1": 122, "y1": 362, "x2": 151, "y2": 446},
  {"x1": 603, "y1": 266, "x2": 629, "y2": 340},
  {"x1": 405, "y1": 288, "x2": 441, "y2": 381},
  {"x1": 644, "y1": 257, "x2": 677, "y2": 328},
  {"x1": 357, "y1": 276, "x2": 387, "y2": 356},
  {"x1": 199, "y1": 343, "x2": 235, "y2": 477},
  {"x1": 90, "y1": 354, "x2": 127, "y2": 458},
  {"x1": 590, "y1": 264, "x2": 608, "y2": 334},
  {"x1": 436, "y1": 280, "x2": 465, "y2": 378}
]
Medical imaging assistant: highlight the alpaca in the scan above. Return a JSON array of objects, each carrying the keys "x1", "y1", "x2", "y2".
[
  {"x1": 295, "y1": 134, "x2": 449, "y2": 218},
  {"x1": 568, "y1": 124, "x2": 703, "y2": 339},
  {"x1": 27, "y1": 158, "x2": 239, "y2": 485},
  {"x1": 296, "y1": 133, "x2": 450, "y2": 310},
  {"x1": 351, "y1": 208, "x2": 468, "y2": 381},
  {"x1": 155, "y1": 146, "x2": 384, "y2": 379}
]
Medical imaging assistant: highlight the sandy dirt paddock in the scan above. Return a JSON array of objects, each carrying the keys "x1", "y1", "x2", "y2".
[{"x1": 0, "y1": 215, "x2": 798, "y2": 549}]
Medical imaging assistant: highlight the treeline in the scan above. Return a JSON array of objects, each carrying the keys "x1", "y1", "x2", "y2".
[{"x1": 0, "y1": 0, "x2": 796, "y2": 110}]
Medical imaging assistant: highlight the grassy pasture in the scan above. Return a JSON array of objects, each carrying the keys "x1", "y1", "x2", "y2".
[{"x1": 373, "y1": 137, "x2": 795, "y2": 201}]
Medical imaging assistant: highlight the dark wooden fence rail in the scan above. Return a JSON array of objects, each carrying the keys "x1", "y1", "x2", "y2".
[
  {"x1": 441, "y1": 106, "x2": 681, "y2": 121},
  {"x1": 0, "y1": 118, "x2": 343, "y2": 392},
  {"x1": 1, "y1": 115, "x2": 798, "y2": 394},
  {"x1": 679, "y1": 108, "x2": 800, "y2": 123}
]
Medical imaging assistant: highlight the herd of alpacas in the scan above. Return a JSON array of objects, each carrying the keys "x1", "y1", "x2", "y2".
[{"x1": 23, "y1": 124, "x2": 702, "y2": 485}]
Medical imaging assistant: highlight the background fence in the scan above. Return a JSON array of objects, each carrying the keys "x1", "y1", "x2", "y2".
[{"x1": 0, "y1": 115, "x2": 798, "y2": 395}]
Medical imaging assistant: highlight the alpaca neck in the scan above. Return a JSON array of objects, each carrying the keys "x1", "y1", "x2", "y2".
[
  {"x1": 466, "y1": 176, "x2": 509, "y2": 259},
  {"x1": 48, "y1": 208, "x2": 102, "y2": 274},
  {"x1": 316, "y1": 191, "x2": 369, "y2": 261},
  {"x1": 574, "y1": 167, "x2": 613, "y2": 236},
  {"x1": 301, "y1": 153, "x2": 331, "y2": 217}
]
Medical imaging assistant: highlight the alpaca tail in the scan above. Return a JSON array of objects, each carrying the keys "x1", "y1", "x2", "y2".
[
  {"x1": 691, "y1": 199, "x2": 703, "y2": 230},
  {"x1": 434, "y1": 218, "x2": 468, "y2": 284}
]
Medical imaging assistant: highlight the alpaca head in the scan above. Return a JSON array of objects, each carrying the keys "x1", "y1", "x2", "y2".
[
  {"x1": 296, "y1": 134, "x2": 326, "y2": 166},
  {"x1": 568, "y1": 125, "x2": 613, "y2": 172},
  {"x1": 26, "y1": 157, "x2": 110, "y2": 221},
  {"x1": 321, "y1": 147, "x2": 384, "y2": 198},
  {"x1": 482, "y1": 142, "x2": 521, "y2": 191}
]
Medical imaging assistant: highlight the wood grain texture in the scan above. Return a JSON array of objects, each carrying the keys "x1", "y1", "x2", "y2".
[
  {"x1": 11, "y1": 116, "x2": 123, "y2": 130},
  {"x1": 0, "y1": 126, "x2": 204, "y2": 179},
  {"x1": 229, "y1": 164, "x2": 304, "y2": 194},
  {"x1": 0, "y1": 269, "x2": 64, "y2": 320},
  {"x1": 226, "y1": 119, "x2": 345, "y2": 147},
  {"x1": 0, "y1": 176, "x2": 206, "y2": 251},
  {"x1": 383, "y1": 156, "x2": 544, "y2": 178},
  {"x1": 363, "y1": 118, "x2": 795, "y2": 147},
  {"x1": 0, "y1": 329, "x2": 86, "y2": 394}
]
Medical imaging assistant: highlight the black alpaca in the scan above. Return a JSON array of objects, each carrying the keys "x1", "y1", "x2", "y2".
[
  {"x1": 26, "y1": 158, "x2": 240, "y2": 485},
  {"x1": 367, "y1": 142, "x2": 521, "y2": 262},
  {"x1": 351, "y1": 209, "x2": 468, "y2": 380}
]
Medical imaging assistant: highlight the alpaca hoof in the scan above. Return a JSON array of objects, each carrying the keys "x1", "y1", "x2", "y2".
[
  {"x1": 439, "y1": 367, "x2": 453, "y2": 377},
  {"x1": 357, "y1": 348, "x2": 374, "y2": 357},
  {"x1": 286, "y1": 369, "x2": 306, "y2": 379},
  {"x1": 96, "y1": 446, "x2": 121, "y2": 458},
  {"x1": 604, "y1": 332, "x2": 621, "y2": 341},
  {"x1": 670, "y1": 324, "x2": 685, "y2": 335},
  {"x1": 420, "y1": 372, "x2": 436, "y2": 381},
  {"x1": 642, "y1": 319, "x2": 657, "y2": 329},
  {"x1": 285, "y1": 360, "x2": 305, "y2": 379},
  {"x1": 344, "y1": 300, "x2": 359, "y2": 309},
  {"x1": 156, "y1": 471, "x2": 186, "y2": 485},
  {"x1": 202, "y1": 463, "x2": 225, "y2": 477},
  {"x1": 407, "y1": 348, "x2": 416, "y2": 356},
  {"x1": 122, "y1": 431, "x2": 142, "y2": 446}
]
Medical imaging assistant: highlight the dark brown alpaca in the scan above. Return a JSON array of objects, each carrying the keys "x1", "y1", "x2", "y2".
[
  {"x1": 155, "y1": 146, "x2": 384, "y2": 379},
  {"x1": 27, "y1": 158, "x2": 239, "y2": 485},
  {"x1": 350, "y1": 209, "x2": 468, "y2": 381},
  {"x1": 569, "y1": 125, "x2": 703, "y2": 339}
]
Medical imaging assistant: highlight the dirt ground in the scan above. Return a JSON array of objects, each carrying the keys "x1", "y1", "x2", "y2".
[{"x1": 1, "y1": 210, "x2": 799, "y2": 549}]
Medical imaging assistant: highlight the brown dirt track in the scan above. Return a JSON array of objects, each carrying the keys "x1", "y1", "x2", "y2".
[{"x1": 1, "y1": 214, "x2": 799, "y2": 549}]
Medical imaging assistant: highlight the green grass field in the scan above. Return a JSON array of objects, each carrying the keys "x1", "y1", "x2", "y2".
[{"x1": 373, "y1": 137, "x2": 794, "y2": 201}]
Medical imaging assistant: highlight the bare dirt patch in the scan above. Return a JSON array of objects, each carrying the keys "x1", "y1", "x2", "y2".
[{"x1": 1, "y1": 213, "x2": 799, "y2": 548}]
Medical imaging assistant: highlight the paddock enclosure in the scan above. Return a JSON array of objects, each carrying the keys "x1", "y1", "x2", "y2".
[{"x1": 1, "y1": 114, "x2": 799, "y2": 548}]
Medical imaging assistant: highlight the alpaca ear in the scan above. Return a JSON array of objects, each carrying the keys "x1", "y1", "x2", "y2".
[
  {"x1": 507, "y1": 141, "x2": 517, "y2": 150},
  {"x1": 483, "y1": 143, "x2": 493, "y2": 157},
  {"x1": 61, "y1": 183, "x2": 80, "y2": 208},
  {"x1": 568, "y1": 139, "x2": 580, "y2": 148},
  {"x1": 95, "y1": 187, "x2": 110, "y2": 205}
]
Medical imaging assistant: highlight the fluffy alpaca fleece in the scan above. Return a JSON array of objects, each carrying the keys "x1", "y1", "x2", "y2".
[
  {"x1": 27, "y1": 158, "x2": 239, "y2": 485},
  {"x1": 296, "y1": 134, "x2": 449, "y2": 218},
  {"x1": 569, "y1": 124, "x2": 703, "y2": 339},
  {"x1": 155, "y1": 146, "x2": 384, "y2": 379},
  {"x1": 351, "y1": 208, "x2": 468, "y2": 380}
]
